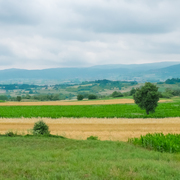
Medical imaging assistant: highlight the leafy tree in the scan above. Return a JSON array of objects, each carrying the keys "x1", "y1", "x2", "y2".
[
  {"x1": 88, "y1": 94, "x2": 97, "y2": 100},
  {"x1": 133, "y1": 82, "x2": 159, "y2": 115},
  {"x1": 165, "y1": 78, "x2": 180, "y2": 84},
  {"x1": 112, "y1": 91, "x2": 123, "y2": 98},
  {"x1": 77, "y1": 94, "x2": 84, "y2": 100},
  {"x1": 17, "y1": 96, "x2": 21, "y2": 102},
  {"x1": 0, "y1": 95, "x2": 8, "y2": 101},
  {"x1": 51, "y1": 94, "x2": 60, "y2": 101},
  {"x1": 130, "y1": 88, "x2": 136, "y2": 96}
]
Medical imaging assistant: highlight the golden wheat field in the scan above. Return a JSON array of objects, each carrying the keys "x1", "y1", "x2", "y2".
[
  {"x1": 0, "y1": 99, "x2": 170, "y2": 106},
  {"x1": 1, "y1": 117, "x2": 180, "y2": 141}
]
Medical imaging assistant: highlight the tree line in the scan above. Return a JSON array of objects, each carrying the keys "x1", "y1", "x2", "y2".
[{"x1": 0, "y1": 93, "x2": 75, "y2": 102}]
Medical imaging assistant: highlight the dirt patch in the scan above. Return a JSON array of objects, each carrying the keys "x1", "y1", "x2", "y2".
[
  {"x1": 0, "y1": 99, "x2": 170, "y2": 106},
  {"x1": 0, "y1": 117, "x2": 180, "y2": 141}
]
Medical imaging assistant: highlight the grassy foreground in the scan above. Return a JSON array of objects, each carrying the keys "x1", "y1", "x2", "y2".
[
  {"x1": 0, "y1": 101, "x2": 180, "y2": 118},
  {"x1": 1, "y1": 136, "x2": 180, "y2": 180}
]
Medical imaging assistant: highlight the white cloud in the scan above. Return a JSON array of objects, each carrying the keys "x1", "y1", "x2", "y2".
[{"x1": 0, "y1": 0, "x2": 180, "y2": 69}]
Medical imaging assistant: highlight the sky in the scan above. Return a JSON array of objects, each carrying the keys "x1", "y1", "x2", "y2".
[{"x1": 0, "y1": 0, "x2": 180, "y2": 70}]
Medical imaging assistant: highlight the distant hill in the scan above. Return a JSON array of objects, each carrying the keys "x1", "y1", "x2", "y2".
[
  {"x1": 0, "y1": 61, "x2": 180, "y2": 83},
  {"x1": 0, "y1": 67, "x2": 130, "y2": 81},
  {"x1": 91, "y1": 61, "x2": 180, "y2": 71},
  {"x1": 145, "y1": 64, "x2": 180, "y2": 80}
]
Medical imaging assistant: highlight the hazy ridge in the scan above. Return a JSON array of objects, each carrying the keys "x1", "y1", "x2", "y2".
[{"x1": 0, "y1": 61, "x2": 180, "y2": 82}]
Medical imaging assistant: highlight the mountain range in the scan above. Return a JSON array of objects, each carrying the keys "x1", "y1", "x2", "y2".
[{"x1": 0, "y1": 61, "x2": 180, "y2": 83}]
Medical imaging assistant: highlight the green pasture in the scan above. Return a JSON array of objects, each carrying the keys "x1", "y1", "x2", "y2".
[
  {"x1": 0, "y1": 136, "x2": 180, "y2": 180},
  {"x1": 0, "y1": 100, "x2": 180, "y2": 118}
]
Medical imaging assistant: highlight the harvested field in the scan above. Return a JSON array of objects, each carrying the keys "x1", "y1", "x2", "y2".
[
  {"x1": 0, "y1": 99, "x2": 170, "y2": 106},
  {"x1": 1, "y1": 117, "x2": 180, "y2": 141}
]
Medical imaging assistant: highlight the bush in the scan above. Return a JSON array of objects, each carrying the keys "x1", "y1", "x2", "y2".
[
  {"x1": 5, "y1": 131, "x2": 17, "y2": 137},
  {"x1": 33, "y1": 120, "x2": 50, "y2": 135},
  {"x1": 111, "y1": 91, "x2": 123, "y2": 98},
  {"x1": 77, "y1": 94, "x2": 84, "y2": 100},
  {"x1": 88, "y1": 94, "x2": 97, "y2": 100},
  {"x1": 87, "y1": 136, "x2": 99, "y2": 140}
]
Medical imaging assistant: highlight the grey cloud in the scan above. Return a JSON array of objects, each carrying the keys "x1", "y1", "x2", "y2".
[
  {"x1": 55, "y1": 58, "x2": 91, "y2": 68},
  {"x1": 69, "y1": 1, "x2": 180, "y2": 34},
  {"x1": 0, "y1": 57, "x2": 15, "y2": 66},
  {"x1": 0, "y1": 0, "x2": 40, "y2": 25},
  {"x1": 0, "y1": 44, "x2": 13, "y2": 56},
  {"x1": 148, "y1": 43, "x2": 180, "y2": 54}
]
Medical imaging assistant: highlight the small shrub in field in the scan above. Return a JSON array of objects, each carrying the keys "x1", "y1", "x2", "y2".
[
  {"x1": 128, "y1": 133, "x2": 180, "y2": 153},
  {"x1": 5, "y1": 131, "x2": 17, "y2": 137},
  {"x1": 33, "y1": 120, "x2": 50, "y2": 135},
  {"x1": 77, "y1": 94, "x2": 84, "y2": 100},
  {"x1": 87, "y1": 136, "x2": 99, "y2": 140}
]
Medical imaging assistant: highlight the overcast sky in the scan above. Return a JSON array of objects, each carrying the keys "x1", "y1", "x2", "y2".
[{"x1": 0, "y1": 0, "x2": 180, "y2": 69}]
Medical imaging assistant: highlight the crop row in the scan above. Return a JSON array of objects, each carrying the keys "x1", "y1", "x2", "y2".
[{"x1": 0, "y1": 101, "x2": 179, "y2": 118}]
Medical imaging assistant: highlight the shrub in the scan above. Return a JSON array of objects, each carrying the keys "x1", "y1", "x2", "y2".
[
  {"x1": 112, "y1": 91, "x2": 123, "y2": 98},
  {"x1": 5, "y1": 131, "x2": 17, "y2": 137},
  {"x1": 33, "y1": 120, "x2": 50, "y2": 135},
  {"x1": 77, "y1": 94, "x2": 84, "y2": 100},
  {"x1": 87, "y1": 136, "x2": 99, "y2": 140},
  {"x1": 88, "y1": 94, "x2": 97, "y2": 100}
]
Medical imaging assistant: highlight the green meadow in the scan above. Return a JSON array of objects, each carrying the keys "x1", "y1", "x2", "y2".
[{"x1": 0, "y1": 136, "x2": 180, "y2": 180}]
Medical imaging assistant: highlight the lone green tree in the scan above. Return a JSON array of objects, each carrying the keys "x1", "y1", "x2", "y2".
[{"x1": 133, "y1": 82, "x2": 159, "y2": 115}]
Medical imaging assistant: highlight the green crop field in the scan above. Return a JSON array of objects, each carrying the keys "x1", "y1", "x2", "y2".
[
  {"x1": 129, "y1": 133, "x2": 180, "y2": 153},
  {"x1": 0, "y1": 101, "x2": 180, "y2": 118},
  {"x1": 0, "y1": 136, "x2": 180, "y2": 180}
]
